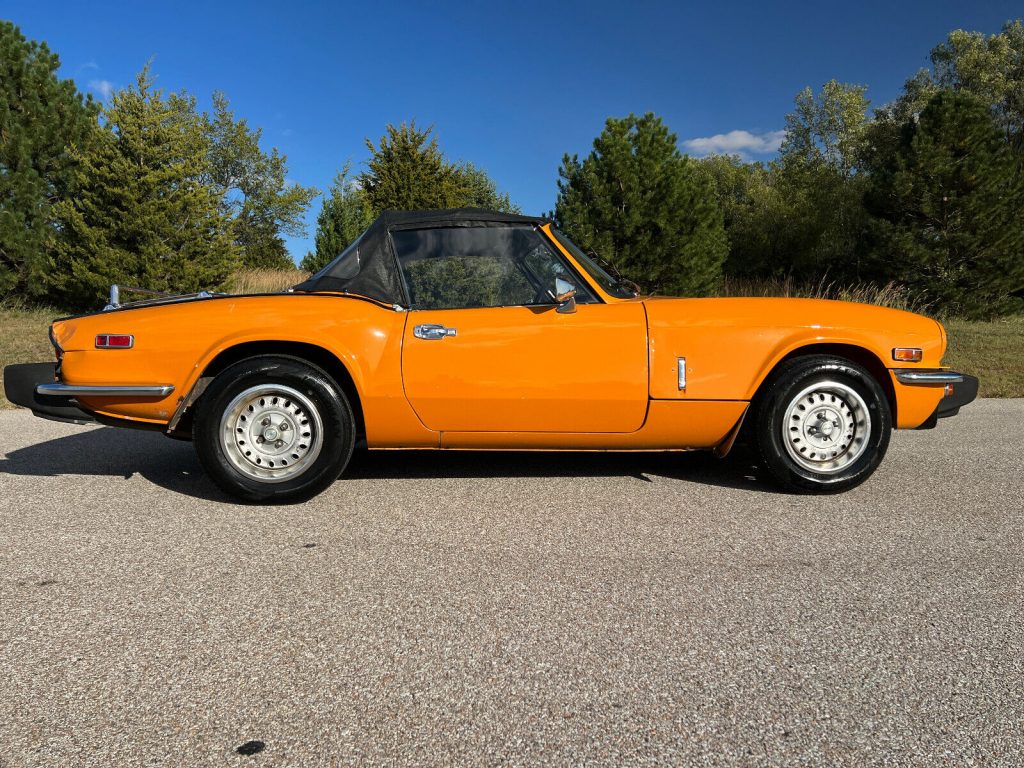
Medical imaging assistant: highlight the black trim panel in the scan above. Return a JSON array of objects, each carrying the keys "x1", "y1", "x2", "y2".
[
  {"x1": 936, "y1": 373, "x2": 979, "y2": 419},
  {"x1": 3, "y1": 362, "x2": 97, "y2": 425}
]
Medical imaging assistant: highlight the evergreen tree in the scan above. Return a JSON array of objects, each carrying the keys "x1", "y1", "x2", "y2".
[
  {"x1": 360, "y1": 122, "x2": 467, "y2": 211},
  {"x1": 553, "y1": 113, "x2": 727, "y2": 296},
  {"x1": 457, "y1": 161, "x2": 520, "y2": 213},
  {"x1": 0, "y1": 22, "x2": 98, "y2": 298},
  {"x1": 301, "y1": 164, "x2": 372, "y2": 273},
  {"x1": 204, "y1": 92, "x2": 318, "y2": 269},
  {"x1": 866, "y1": 91, "x2": 1024, "y2": 317},
  {"x1": 307, "y1": 123, "x2": 519, "y2": 270},
  {"x1": 51, "y1": 70, "x2": 239, "y2": 309}
]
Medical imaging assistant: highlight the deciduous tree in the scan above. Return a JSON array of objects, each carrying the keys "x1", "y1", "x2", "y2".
[{"x1": 205, "y1": 93, "x2": 318, "y2": 269}]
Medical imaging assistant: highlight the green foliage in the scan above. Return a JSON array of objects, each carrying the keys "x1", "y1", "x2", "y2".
[
  {"x1": 931, "y1": 20, "x2": 1024, "y2": 153},
  {"x1": 205, "y1": 93, "x2": 318, "y2": 269},
  {"x1": 0, "y1": 21, "x2": 98, "y2": 299},
  {"x1": 50, "y1": 69, "x2": 240, "y2": 309},
  {"x1": 308, "y1": 123, "x2": 519, "y2": 269},
  {"x1": 457, "y1": 161, "x2": 521, "y2": 213},
  {"x1": 866, "y1": 91, "x2": 1024, "y2": 318},
  {"x1": 301, "y1": 163, "x2": 373, "y2": 272},
  {"x1": 781, "y1": 80, "x2": 871, "y2": 175},
  {"x1": 360, "y1": 122, "x2": 467, "y2": 211},
  {"x1": 553, "y1": 113, "x2": 727, "y2": 296}
]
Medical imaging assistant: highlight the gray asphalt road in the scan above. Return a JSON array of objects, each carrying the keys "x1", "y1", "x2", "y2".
[{"x1": 0, "y1": 401, "x2": 1022, "y2": 767}]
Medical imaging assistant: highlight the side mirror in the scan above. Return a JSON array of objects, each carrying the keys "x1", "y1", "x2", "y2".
[{"x1": 552, "y1": 277, "x2": 577, "y2": 314}]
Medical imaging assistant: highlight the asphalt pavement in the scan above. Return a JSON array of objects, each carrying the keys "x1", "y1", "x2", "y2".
[{"x1": 0, "y1": 400, "x2": 1021, "y2": 767}]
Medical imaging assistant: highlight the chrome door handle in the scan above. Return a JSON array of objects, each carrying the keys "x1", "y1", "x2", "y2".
[{"x1": 414, "y1": 323, "x2": 457, "y2": 340}]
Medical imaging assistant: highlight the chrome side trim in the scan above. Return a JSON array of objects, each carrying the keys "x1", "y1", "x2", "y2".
[
  {"x1": 893, "y1": 370, "x2": 964, "y2": 385},
  {"x1": 36, "y1": 383, "x2": 175, "y2": 397}
]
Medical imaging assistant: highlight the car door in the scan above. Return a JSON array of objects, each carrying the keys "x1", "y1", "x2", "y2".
[{"x1": 396, "y1": 224, "x2": 649, "y2": 434}]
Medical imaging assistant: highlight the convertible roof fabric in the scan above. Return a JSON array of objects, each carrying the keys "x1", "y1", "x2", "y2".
[{"x1": 292, "y1": 208, "x2": 549, "y2": 305}]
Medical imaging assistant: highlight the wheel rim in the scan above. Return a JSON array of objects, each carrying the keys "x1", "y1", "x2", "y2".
[
  {"x1": 220, "y1": 384, "x2": 324, "y2": 483},
  {"x1": 781, "y1": 380, "x2": 871, "y2": 474}
]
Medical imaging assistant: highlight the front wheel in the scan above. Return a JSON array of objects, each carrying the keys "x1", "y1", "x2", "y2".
[
  {"x1": 753, "y1": 356, "x2": 891, "y2": 493},
  {"x1": 194, "y1": 356, "x2": 355, "y2": 503}
]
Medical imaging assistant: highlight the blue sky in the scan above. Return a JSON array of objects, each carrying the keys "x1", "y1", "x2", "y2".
[{"x1": 6, "y1": 1, "x2": 1021, "y2": 262}]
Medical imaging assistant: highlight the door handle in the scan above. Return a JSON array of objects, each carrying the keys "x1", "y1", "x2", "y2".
[{"x1": 414, "y1": 323, "x2": 457, "y2": 340}]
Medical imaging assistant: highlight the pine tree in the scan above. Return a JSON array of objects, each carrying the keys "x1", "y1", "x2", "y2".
[
  {"x1": 301, "y1": 164, "x2": 373, "y2": 273},
  {"x1": 307, "y1": 123, "x2": 519, "y2": 270},
  {"x1": 359, "y1": 122, "x2": 468, "y2": 211},
  {"x1": 866, "y1": 91, "x2": 1024, "y2": 318},
  {"x1": 554, "y1": 113, "x2": 727, "y2": 296},
  {"x1": 0, "y1": 22, "x2": 98, "y2": 299},
  {"x1": 51, "y1": 70, "x2": 239, "y2": 309}
]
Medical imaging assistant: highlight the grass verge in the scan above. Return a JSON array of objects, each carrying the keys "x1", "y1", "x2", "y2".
[
  {"x1": 943, "y1": 315, "x2": 1024, "y2": 398},
  {"x1": 0, "y1": 305, "x2": 61, "y2": 407}
]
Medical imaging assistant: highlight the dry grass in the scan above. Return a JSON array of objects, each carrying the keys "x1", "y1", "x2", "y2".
[
  {"x1": 0, "y1": 303, "x2": 62, "y2": 407},
  {"x1": 719, "y1": 276, "x2": 936, "y2": 315},
  {"x1": 223, "y1": 268, "x2": 309, "y2": 295}
]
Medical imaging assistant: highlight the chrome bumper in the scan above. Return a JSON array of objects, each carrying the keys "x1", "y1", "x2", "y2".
[
  {"x1": 893, "y1": 370, "x2": 964, "y2": 385},
  {"x1": 36, "y1": 383, "x2": 175, "y2": 397}
]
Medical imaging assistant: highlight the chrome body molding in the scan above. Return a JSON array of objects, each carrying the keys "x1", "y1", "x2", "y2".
[
  {"x1": 893, "y1": 369, "x2": 965, "y2": 385},
  {"x1": 36, "y1": 383, "x2": 175, "y2": 397}
]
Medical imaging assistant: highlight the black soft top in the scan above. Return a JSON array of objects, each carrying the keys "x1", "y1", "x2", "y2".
[{"x1": 293, "y1": 208, "x2": 549, "y2": 305}]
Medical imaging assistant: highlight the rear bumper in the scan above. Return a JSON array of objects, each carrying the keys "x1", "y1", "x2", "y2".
[{"x1": 3, "y1": 362, "x2": 97, "y2": 424}]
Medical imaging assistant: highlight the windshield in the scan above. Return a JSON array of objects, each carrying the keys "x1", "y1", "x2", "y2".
[{"x1": 549, "y1": 230, "x2": 638, "y2": 299}]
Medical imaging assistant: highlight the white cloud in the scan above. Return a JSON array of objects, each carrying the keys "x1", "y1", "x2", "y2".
[
  {"x1": 682, "y1": 129, "x2": 786, "y2": 158},
  {"x1": 88, "y1": 79, "x2": 115, "y2": 100}
]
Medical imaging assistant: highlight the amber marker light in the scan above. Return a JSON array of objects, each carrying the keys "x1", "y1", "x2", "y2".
[
  {"x1": 892, "y1": 347, "x2": 922, "y2": 362},
  {"x1": 95, "y1": 334, "x2": 134, "y2": 349}
]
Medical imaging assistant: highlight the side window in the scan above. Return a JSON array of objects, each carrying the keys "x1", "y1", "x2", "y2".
[{"x1": 393, "y1": 225, "x2": 596, "y2": 310}]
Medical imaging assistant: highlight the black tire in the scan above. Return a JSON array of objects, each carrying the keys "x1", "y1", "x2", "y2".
[
  {"x1": 193, "y1": 356, "x2": 355, "y2": 503},
  {"x1": 752, "y1": 355, "x2": 891, "y2": 493}
]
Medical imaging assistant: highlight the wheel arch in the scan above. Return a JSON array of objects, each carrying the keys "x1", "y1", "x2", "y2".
[
  {"x1": 169, "y1": 340, "x2": 365, "y2": 439},
  {"x1": 753, "y1": 342, "x2": 896, "y2": 425}
]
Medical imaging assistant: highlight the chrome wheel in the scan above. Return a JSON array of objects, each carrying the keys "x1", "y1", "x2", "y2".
[
  {"x1": 781, "y1": 380, "x2": 871, "y2": 474},
  {"x1": 220, "y1": 384, "x2": 323, "y2": 483}
]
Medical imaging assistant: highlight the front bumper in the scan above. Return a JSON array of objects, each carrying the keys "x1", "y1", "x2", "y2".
[
  {"x1": 3, "y1": 362, "x2": 97, "y2": 424},
  {"x1": 933, "y1": 373, "x2": 979, "y2": 419},
  {"x1": 893, "y1": 369, "x2": 979, "y2": 428}
]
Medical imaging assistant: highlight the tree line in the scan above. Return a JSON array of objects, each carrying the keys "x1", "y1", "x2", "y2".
[{"x1": 2, "y1": 19, "x2": 1022, "y2": 317}]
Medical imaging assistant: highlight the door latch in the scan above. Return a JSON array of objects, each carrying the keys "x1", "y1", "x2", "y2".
[{"x1": 414, "y1": 324, "x2": 457, "y2": 340}]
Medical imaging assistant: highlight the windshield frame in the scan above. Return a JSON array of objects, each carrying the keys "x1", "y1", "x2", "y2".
[{"x1": 547, "y1": 229, "x2": 638, "y2": 299}]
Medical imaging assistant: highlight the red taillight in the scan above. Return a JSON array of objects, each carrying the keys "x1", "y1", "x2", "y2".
[{"x1": 95, "y1": 334, "x2": 134, "y2": 349}]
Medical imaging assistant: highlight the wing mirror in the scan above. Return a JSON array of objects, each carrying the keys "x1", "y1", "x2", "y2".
[{"x1": 552, "y1": 277, "x2": 577, "y2": 314}]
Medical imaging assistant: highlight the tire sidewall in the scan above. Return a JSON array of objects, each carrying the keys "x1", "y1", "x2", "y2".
[
  {"x1": 195, "y1": 357, "x2": 355, "y2": 503},
  {"x1": 757, "y1": 358, "x2": 891, "y2": 492}
]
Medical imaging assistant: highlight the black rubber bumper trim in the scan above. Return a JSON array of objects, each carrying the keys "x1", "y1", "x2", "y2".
[
  {"x1": 3, "y1": 362, "x2": 97, "y2": 425},
  {"x1": 936, "y1": 373, "x2": 979, "y2": 419}
]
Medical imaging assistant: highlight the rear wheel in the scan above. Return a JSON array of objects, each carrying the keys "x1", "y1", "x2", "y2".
[
  {"x1": 753, "y1": 355, "x2": 891, "y2": 493},
  {"x1": 194, "y1": 356, "x2": 355, "y2": 503}
]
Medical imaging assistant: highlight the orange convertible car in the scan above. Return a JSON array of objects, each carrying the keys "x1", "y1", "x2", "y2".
[{"x1": 5, "y1": 208, "x2": 977, "y2": 502}]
